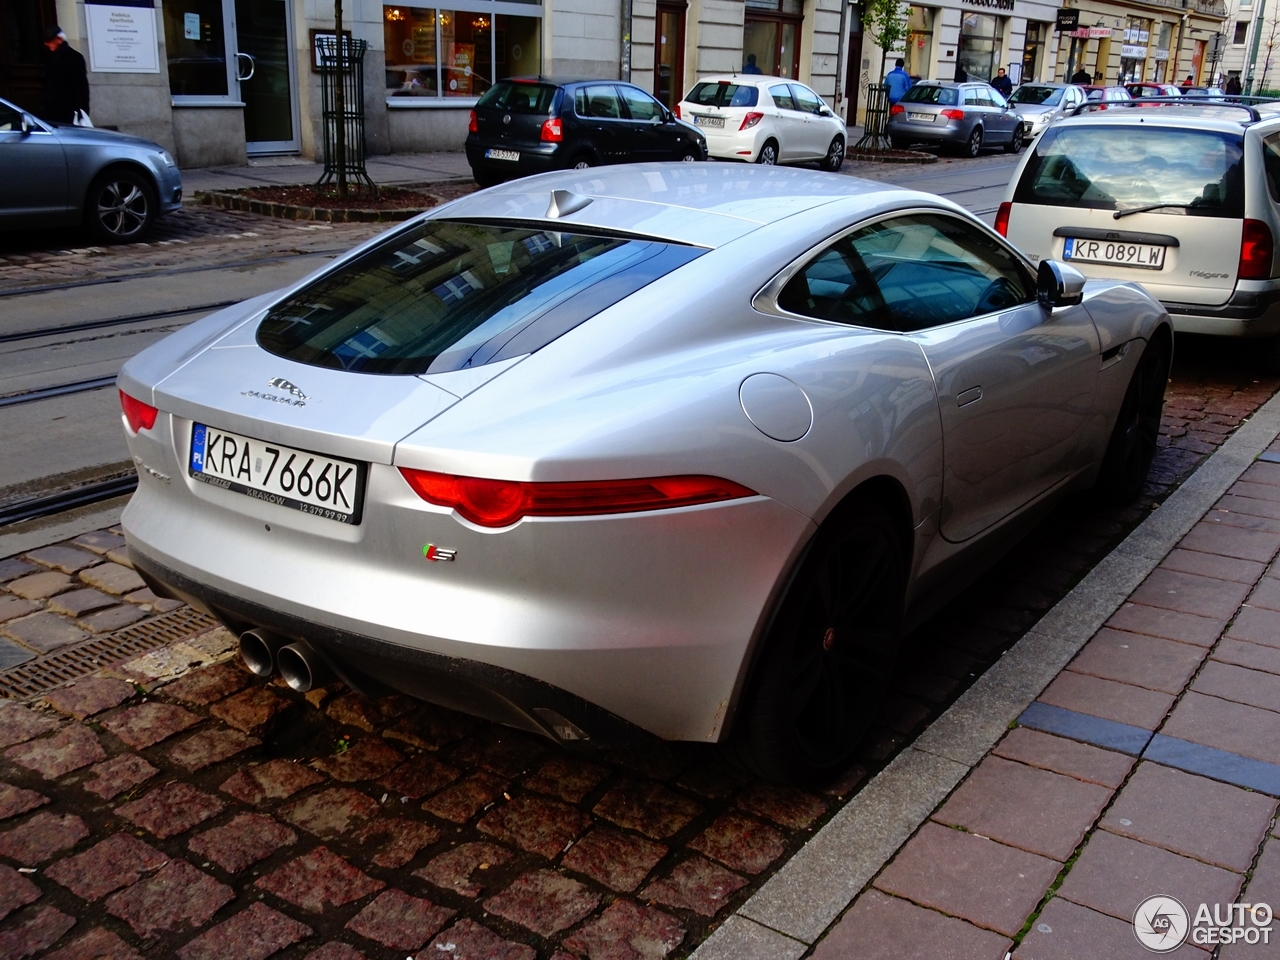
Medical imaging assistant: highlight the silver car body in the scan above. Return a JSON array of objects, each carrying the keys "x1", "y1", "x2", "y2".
[
  {"x1": 1008, "y1": 82, "x2": 1088, "y2": 139},
  {"x1": 119, "y1": 164, "x2": 1168, "y2": 745},
  {"x1": 887, "y1": 80, "x2": 1023, "y2": 152}
]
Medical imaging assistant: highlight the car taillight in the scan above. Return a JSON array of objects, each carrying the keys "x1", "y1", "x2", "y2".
[
  {"x1": 119, "y1": 390, "x2": 158, "y2": 434},
  {"x1": 889, "y1": 104, "x2": 905, "y2": 115},
  {"x1": 468, "y1": 109, "x2": 478, "y2": 134},
  {"x1": 740, "y1": 111, "x2": 764, "y2": 130},
  {"x1": 994, "y1": 201, "x2": 1012, "y2": 237},
  {"x1": 941, "y1": 108, "x2": 965, "y2": 120},
  {"x1": 398, "y1": 469, "x2": 756, "y2": 528},
  {"x1": 540, "y1": 117, "x2": 563, "y2": 142},
  {"x1": 674, "y1": 104, "x2": 682, "y2": 119},
  {"x1": 1240, "y1": 218, "x2": 1274, "y2": 280}
]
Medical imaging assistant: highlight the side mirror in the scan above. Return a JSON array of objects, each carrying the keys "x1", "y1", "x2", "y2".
[
  {"x1": 1037, "y1": 259, "x2": 1086, "y2": 308},
  {"x1": 18, "y1": 116, "x2": 31, "y2": 135}
]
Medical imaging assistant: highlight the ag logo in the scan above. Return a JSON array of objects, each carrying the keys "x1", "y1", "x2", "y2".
[
  {"x1": 1134, "y1": 896, "x2": 1190, "y2": 952},
  {"x1": 503, "y1": 113, "x2": 512, "y2": 124},
  {"x1": 268, "y1": 377, "x2": 308, "y2": 401},
  {"x1": 422, "y1": 543, "x2": 456, "y2": 562}
]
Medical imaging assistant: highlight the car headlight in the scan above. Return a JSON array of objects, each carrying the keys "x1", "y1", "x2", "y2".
[{"x1": 159, "y1": 150, "x2": 177, "y2": 167}]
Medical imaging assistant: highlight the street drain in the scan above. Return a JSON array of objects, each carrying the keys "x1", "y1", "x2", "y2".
[{"x1": 0, "y1": 607, "x2": 219, "y2": 700}]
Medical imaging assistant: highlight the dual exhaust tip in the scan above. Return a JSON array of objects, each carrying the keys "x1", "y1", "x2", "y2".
[{"x1": 239, "y1": 629, "x2": 332, "y2": 693}]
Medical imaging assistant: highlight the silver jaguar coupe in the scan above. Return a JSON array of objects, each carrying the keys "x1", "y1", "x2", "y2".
[{"x1": 118, "y1": 164, "x2": 1171, "y2": 783}]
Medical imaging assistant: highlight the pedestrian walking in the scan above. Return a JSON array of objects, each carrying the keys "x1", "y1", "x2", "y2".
[
  {"x1": 885, "y1": 58, "x2": 913, "y2": 104},
  {"x1": 1226, "y1": 75, "x2": 1243, "y2": 95},
  {"x1": 991, "y1": 67, "x2": 1013, "y2": 98},
  {"x1": 1180, "y1": 74, "x2": 1194, "y2": 90},
  {"x1": 1070, "y1": 67, "x2": 1091, "y2": 84},
  {"x1": 42, "y1": 26, "x2": 89, "y2": 125}
]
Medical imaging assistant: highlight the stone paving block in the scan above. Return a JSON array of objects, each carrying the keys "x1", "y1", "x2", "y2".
[
  {"x1": 79, "y1": 605, "x2": 147, "y2": 634},
  {"x1": 0, "y1": 782, "x2": 48, "y2": 822},
  {"x1": 811, "y1": 889, "x2": 1011, "y2": 960},
  {"x1": 6, "y1": 723, "x2": 105, "y2": 778},
  {"x1": 0, "y1": 558, "x2": 37, "y2": 582},
  {"x1": 1013, "y1": 895, "x2": 1205, "y2": 960},
  {"x1": 0, "y1": 904, "x2": 76, "y2": 959},
  {"x1": 169, "y1": 727, "x2": 260, "y2": 771},
  {"x1": 43, "y1": 677, "x2": 134, "y2": 720},
  {"x1": 0, "y1": 811, "x2": 89, "y2": 864},
  {"x1": 0, "y1": 701, "x2": 56, "y2": 748},
  {"x1": 351, "y1": 816, "x2": 440, "y2": 869},
  {"x1": 1067, "y1": 629, "x2": 1207, "y2": 695},
  {"x1": 104, "y1": 547, "x2": 132, "y2": 568},
  {"x1": 1129, "y1": 569, "x2": 1250, "y2": 621},
  {"x1": 561, "y1": 899, "x2": 684, "y2": 960},
  {"x1": 1234, "y1": 479, "x2": 1280, "y2": 503},
  {"x1": 414, "y1": 841, "x2": 514, "y2": 898},
  {"x1": 46, "y1": 833, "x2": 168, "y2": 901},
  {"x1": 688, "y1": 813, "x2": 785, "y2": 875},
  {"x1": 116, "y1": 781, "x2": 225, "y2": 838},
  {"x1": 1160, "y1": 547, "x2": 1266, "y2": 585},
  {"x1": 325, "y1": 693, "x2": 383, "y2": 732},
  {"x1": 934, "y1": 756, "x2": 1113, "y2": 861},
  {"x1": 304, "y1": 945, "x2": 365, "y2": 960},
  {"x1": 0, "y1": 637, "x2": 34, "y2": 669},
  {"x1": 256, "y1": 846, "x2": 385, "y2": 912},
  {"x1": 0, "y1": 863, "x2": 41, "y2": 921},
  {"x1": 478, "y1": 795, "x2": 591, "y2": 859},
  {"x1": 311, "y1": 737, "x2": 403, "y2": 782},
  {"x1": 82, "y1": 754, "x2": 158, "y2": 800},
  {"x1": 0, "y1": 594, "x2": 40, "y2": 623},
  {"x1": 733, "y1": 782, "x2": 827, "y2": 830},
  {"x1": 27, "y1": 544, "x2": 101, "y2": 574},
  {"x1": 104, "y1": 858, "x2": 234, "y2": 938},
  {"x1": 1179, "y1": 521, "x2": 1280, "y2": 563},
  {"x1": 1038, "y1": 671, "x2": 1175, "y2": 730},
  {"x1": 1106, "y1": 602, "x2": 1226, "y2": 647},
  {"x1": 562, "y1": 825, "x2": 667, "y2": 892},
  {"x1": 163, "y1": 662, "x2": 250, "y2": 705},
  {"x1": 642, "y1": 855, "x2": 747, "y2": 917},
  {"x1": 72, "y1": 531, "x2": 126, "y2": 556},
  {"x1": 874, "y1": 822, "x2": 1062, "y2": 937},
  {"x1": 423, "y1": 772, "x2": 506, "y2": 824},
  {"x1": 1226, "y1": 606, "x2": 1280, "y2": 648},
  {"x1": 593, "y1": 780, "x2": 704, "y2": 840},
  {"x1": 482, "y1": 869, "x2": 600, "y2": 937},
  {"x1": 382, "y1": 708, "x2": 472, "y2": 752},
  {"x1": 219, "y1": 758, "x2": 323, "y2": 804},
  {"x1": 100, "y1": 701, "x2": 201, "y2": 749},
  {"x1": 210, "y1": 686, "x2": 290, "y2": 734},
  {"x1": 1221, "y1": 839, "x2": 1280, "y2": 958},
  {"x1": 47, "y1": 589, "x2": 118, "y2": 618},
  {"x1": 280, "y1": 786, "x2": 379, "y2": 839},
  {"x1": 189, "y1": 812, "x2": 296, "y2": 873},
  {"x1": 425, "y1": 919, "x2": 535, "y2": 960},
  {"x1": 676, "y1": 763, "x2": 751, "y2": 802},
  {"x1": 452, "y1": 735, "x2": 546, "y2": 779},
  {"x1": 377, "y1": 754, "x2": 459, "y2": 799},
  {"x1": 1101, "y1": 762, "x2": 1276, "y2": 871},
  {"x1": 6, "y1": 572, "x2": 73, "y2": 600},
  {"x1": 993, "y1": 727, "x2": 1136, "y2": 789},
  {"x1": 344, "y1": 888, "x2": 455, "y2": 951},
  {"x1": 42, "y1": 926, "x2": 143, "y2": 960},
  {"x1": 1192, "y1": 659, "x2": 1280, "y2": 714},
  {"x1": 1212, "y1": 637, "x2": 1280, "y2": 676},
  {"x1": 523, "y1": 756, "x2": 610, "y2": 804},
  {"x1": 123, "y1": 588, "x2": 183, "y2": 614},
  {"x1": 1220, "y1": 492, "x2": 1280, "y2": 519},
  {"x1": 78, "y1": 563, "x2": 145, "y2": 596},
  {"x1": 1058, "y1": 830, "x2": 1242, "y2": 924},
  {"x1": 1247, "y1": 578, "x2": 1280, "y2": 612},
  {"x1": 1163, "y1": 691, "x2": 1280, "y2": 765},
  {"x1": 176, "y1": 901, "x2": 312, "y2": 960},
  {"x1": 2, "y1": 612, "x2": 89, "y2": 652}
]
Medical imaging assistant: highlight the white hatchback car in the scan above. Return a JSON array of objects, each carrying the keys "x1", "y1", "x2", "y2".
[
  {"x1": 677, "y1": 75, "x2": 848, "y2": 169},
  {"x1": 998, "y1": 102, "x2": 1280, "y2": 337}
]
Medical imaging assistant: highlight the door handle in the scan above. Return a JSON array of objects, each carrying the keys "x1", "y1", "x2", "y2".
[
  {"x1": 236, "y1": 52, "x2": 256, "y2": 81},
  {"x1": 957, "y1": 386, "x2": 982, "y2": 407}
]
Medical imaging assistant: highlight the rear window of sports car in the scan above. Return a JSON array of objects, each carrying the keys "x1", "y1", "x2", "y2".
[{"x1": 256, "y1": 220, "x2": 704, "y2": 375}]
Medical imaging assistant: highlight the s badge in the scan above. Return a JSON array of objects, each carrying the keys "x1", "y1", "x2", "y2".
[{"x1": 423, "y1": 543, "x2": 457, "y2": 562}]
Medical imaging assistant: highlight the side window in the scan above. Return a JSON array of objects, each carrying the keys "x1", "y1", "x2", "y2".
[
  {"x1": 975, "y1": 88, "x2": 995, "y2": 107},
  {"x1": 776, "y1": 239, "x2": 886, "y2": 327},
  {"x1": 1263, "y1": 133, "x2": 1280, "y2": 203},
  {"x1": 0, "y1": 104, "x2": 22, "y2": 132},
  {"x1": 790, "y1": 84, "x2": 823, "y2": 114},
  {"x1": 576, "y1": 85, "x2": 623, "y2": 119},
  {"x1": 964, "y1": 89, "x2": 980, "y2": 106},
  {"x1": 989, "y1": 88, "x2": 1008, "y2": 108},
  {"x1": 770, "y1": 84, "x2": 796, "y2": 111},
  {"x1": 619, "y1": 85, "x2": 663, "y2": 121}
]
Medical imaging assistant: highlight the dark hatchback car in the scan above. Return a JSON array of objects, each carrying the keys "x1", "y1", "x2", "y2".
[{"x1": 466, "y1": 77, "x2": 707, "y2": 186}]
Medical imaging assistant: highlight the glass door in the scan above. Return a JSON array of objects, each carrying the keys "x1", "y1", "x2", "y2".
[
  {"x1": 235, "y1": 0, "x2": 299, "y2": 153},
  {"x1": 655, "y1": 3, "x2": 685, "y2": 109}
]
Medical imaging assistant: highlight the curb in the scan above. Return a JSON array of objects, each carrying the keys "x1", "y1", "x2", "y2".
[
  {"x1": 195, "y1": 185, "x2": 441, "y2": 223},
  {"x1": 845, "y1": 149, "x2": 938, "y2": 164},
  {"x1": 692, "y1": 387, "x2": 1280, "y2": 959}
]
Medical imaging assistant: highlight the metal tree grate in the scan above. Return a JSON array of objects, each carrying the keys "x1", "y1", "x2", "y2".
[
  {"x1": 855, "y1": 83, "x2": 892, "y2": 151},
  {"x1": 316, "y1": 36, "x2": 376, "y2": 194},
  {"x1": 0, "y1": 607, "x2": 219, "y2": 700}
]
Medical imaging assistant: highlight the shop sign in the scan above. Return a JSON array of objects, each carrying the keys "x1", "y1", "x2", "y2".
[
  {"x1": 1071, "y1": 26, "x2": 1118, "y2": 38},
  {"x1": 1056, "y1": 8, "x2": 1079, "y2": 31},
  {"x1": 1155, "y1": 47, "x2": 1170, "y2": 59},
  {"x1": 965, "y1": 0, "x2": 1016, "y2": 11},
  {"x1": 1121, "y1": 44, "x2": 1149, "y2": 57},
  {"x1": 84, "y1": 0, "x2": 159, "y2": 73}
]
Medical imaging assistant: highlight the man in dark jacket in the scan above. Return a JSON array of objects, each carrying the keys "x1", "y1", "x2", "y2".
[
  {"x1": 43, "y1": 26, "x2": 90, "y2": 124},
  {"x1": 991, "y1": 67, "x2": 1013, "y2": 98},
  {"x1": 1070, "y1": 67, "x2": 1091, "y2": 84}
]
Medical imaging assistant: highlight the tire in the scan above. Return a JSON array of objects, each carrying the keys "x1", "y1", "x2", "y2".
[
  {"x1": 821, "y1": 136, "x2": 845, "y2": 172},
  {"x1": 1095, "y1": 330, "x2": 1172, "y2": 504},
  {"x1": 756, "y1": 140, "x2": 779, "y2": 165},
  {"x1": 472, "y1": 169, "x2": 504, "y2": 188},
  {"x1": 730, "y1": 495, "x2": 906, "y2": 784},
  {"x1": 1004, "y1": 125, "x2": 1024, "y2": 154},
  {"x1": 678, "y1": 149, "x2": 698, "y2": 162},
  {"x1": 85, "y1": 168, "x2": 156, "y2": 243},
  {"x1": 569, "y1": 153, "x2": 597, "y2": 170},
  {"x1": 960, "y1": 126, "x2": 983, "y2": 158}
]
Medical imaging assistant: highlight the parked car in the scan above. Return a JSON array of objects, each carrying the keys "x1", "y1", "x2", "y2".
[
  {"x1": 1125, "y1": 82, "x2": 1184, "y2": 100},
  {"x1": 887, "y1": 80, "x2": 1025, "y2": 156},
  {"x1": 1082, "y1": 85, "x2": 1133, "y2": 109},
  {"x1": 676, "y1": 75, "x2": 847, "y2": 169},
  {"x1": 1184, "y1": 86, "x2": 1227, "y2": 98},
  {"x1": 0, "y1": 95, "x2": 182, "y2": 242},
  {"x1": 997, "y1": 101, "x2": 1280, "y2": 338},
  {"x1": 1007, "y1": 82, "x2": 1088, "y2": 139},
  {"x1": 118, "y1": 163, "x2": 1170, "y2": 783},
  {"x1": 465, "y1": 77, "x2": 707, "y2": 187}
]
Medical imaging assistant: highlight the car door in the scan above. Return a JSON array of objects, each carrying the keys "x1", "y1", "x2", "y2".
[
  {"x1": 0, "y1": 102, "x2": 70, "y2": 226},
  {"x1": 986, "y1": 86, "x2": 1018, "y2": 141},
  {"x1": 573, "y1": 84, "x2": 629, "y2": 164},
  {"x1": 768, "y1": 83, "x2": 807, "y2": 161},
  {"x1": 789, "y1": 83, "x2": 828, "y2": 157},
  {"x1": 617, "y1": 84, "x2": 677, "y2": 161},
  {"x1": 962, "y1": 87, "x2": 986, "y2": 139}
]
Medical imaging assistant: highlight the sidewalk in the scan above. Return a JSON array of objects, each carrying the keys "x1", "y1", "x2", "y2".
[{"x1": 181, "y1": 152, "x2": 474, "y2": 194}]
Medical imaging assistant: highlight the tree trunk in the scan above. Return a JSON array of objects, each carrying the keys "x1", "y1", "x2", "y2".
[{"x1": 334, "y1": 0, "x2": 347, "y2": 196}]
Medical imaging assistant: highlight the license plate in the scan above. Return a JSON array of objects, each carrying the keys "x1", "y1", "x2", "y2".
[
  {"x1": 694, "y1": 115, "x2": 725, "y2": 128},
  {"x1": 908, "y1": 112, "x2": 935, "y2": 122},
  {"x1": 485, "y1": 148, "x2": 519, "y2": 162},
  {"x1": 1062, "y1": 237, "x2": 1166, "y2": 270},
  {"x1": 189, "y1": 424, "x2": 366, "y2": 524}
]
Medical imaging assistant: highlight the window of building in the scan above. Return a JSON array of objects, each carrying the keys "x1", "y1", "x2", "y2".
[
  {"x1": 958, "y1": 12, "x2": 1001, "y2": 82},
  {"x1": 1022, "y1": 21, "x2": 1045, "y2": 82},
  {"x1": 743, "y1": 0, "x2": 802, "y2": 79},
  {"x1": 1235, "y1": 20, "x2": 1250, "y2": 44},
  {"x1": 1119, "y1": 17, "x2": 1152, "y2": 83},
  {"x1": 384, "y1": 2, "x2": 541, "y2": 102},
  {"x1": 905, "y1": 6, "x2": 934, "y2": 79},
  {"x1": 655, "y1": 2, "x2": 686, "y2": 108},
  {"x1": 162, "y1": 0, "x2": 232, "y2": 98}
]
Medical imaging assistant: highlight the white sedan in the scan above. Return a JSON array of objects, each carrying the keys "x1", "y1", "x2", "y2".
[{"x1": 676, "y1": 75, "x2": 847, "y2": 169}]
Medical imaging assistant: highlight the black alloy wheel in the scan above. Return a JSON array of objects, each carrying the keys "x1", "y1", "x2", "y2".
[
  {"x1": 822, "y1": 136, "x2": 845, "y2": 172},
  {"x1": 1005, "y1": 125, "x2": 1024, "y2": 154},
  {"x1": 734, "y1": 496, "x2": 906, "y2": 784},
  {"x1": 1096, "y1": 331, "x2": 1172, "y2": 503},
  {"x1": 86, "y1": 169, "x2": 155, "y2": 243},
  {"x1": 756, "y1": 140, "x2": 779, "y2": 165},
  {"x1": 963, "y1": 127, "x2": 983, "y2": 158}
]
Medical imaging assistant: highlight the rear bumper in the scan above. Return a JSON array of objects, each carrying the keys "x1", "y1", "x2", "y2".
[
  {"x1": 885, "y1": 116, "x2": 967, "y2": 145},
  {"x1": 465, "y1": 139, "x2": 563, "y2": 176},
  {"x1": 1164, "y1": 283, "x2": 1280, "y2": 337}
]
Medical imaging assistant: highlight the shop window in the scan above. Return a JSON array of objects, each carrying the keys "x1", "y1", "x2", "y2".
[
  {"x1": 163, "y1": 0, "x2": 231, "y2": 97},
  {"x1": 743, "y1": 0, "x2": 802, "y2": 79},
  {"x1": 958, "y1": 12, "x2": 1001, "y2": 83},
  {"x1": 905, "y1": 6, "x2": 934, "y2": 79}
]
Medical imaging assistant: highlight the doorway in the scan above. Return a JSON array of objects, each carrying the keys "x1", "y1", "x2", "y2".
[
  {"x1": 655, "y1": 2, "x2": 686, "y2": 109},
  {"x1": 235, "y1": 0, "x2": 299, "y2": 153},
  {"x1": 0, "y1": 0, "x2": 56, "y2": 115}
]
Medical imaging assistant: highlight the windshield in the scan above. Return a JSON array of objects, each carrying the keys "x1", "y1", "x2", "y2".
[
  {"x1": 1010, "y1": 86, "x2": 1063, "y2": 106},
  {"x1": 476, "y1": 82, "x2": 558, "y2": 114},
  {"x1": 685, "y1": 82, "x2": 759, "y2": 107},
  {"x1": 257, "y1": 221, "x2": 703, "y2": 375},
  {"x1": 1013, "y1": 125, "x2": 1245, "y2": 218},
  {"x1": 901, "y1": 85, "x2": 958, "y2": 105}
]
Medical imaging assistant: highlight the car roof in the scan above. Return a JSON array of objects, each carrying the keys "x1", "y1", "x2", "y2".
[
  {"x1": 1051, "y1": 104, "x2": 1280, "y2": 132},
  {"x1": 690, "y1": 74, "x2": 809, "y2": 87},
  {"x1": 501, "y1": 76, "x2": 638, "y2": 89}
]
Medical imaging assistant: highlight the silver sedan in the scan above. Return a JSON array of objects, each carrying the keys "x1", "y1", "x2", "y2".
[{"x1": 118, "y1": 164, "x2": 1171, "y2": 783}]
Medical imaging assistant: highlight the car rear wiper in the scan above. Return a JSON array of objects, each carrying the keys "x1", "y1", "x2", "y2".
[{"x1": 1113, "y1": 202, "x2": 1196, "y2": 219}]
